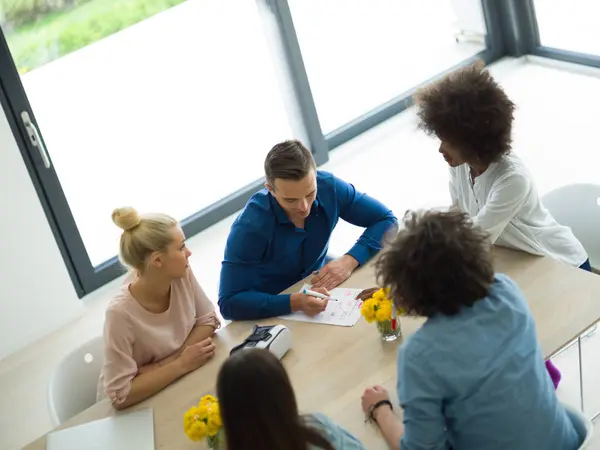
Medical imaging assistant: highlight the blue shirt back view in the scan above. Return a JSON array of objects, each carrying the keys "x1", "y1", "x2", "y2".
[{"x1": 397, "y1": 274, "x2": 581, "y2": 450}]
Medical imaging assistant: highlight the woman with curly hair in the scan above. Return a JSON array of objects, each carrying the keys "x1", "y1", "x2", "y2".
[
  {"x1": 360, "y1": 210, "x2": 582, "y2": 450},
  {"x1": 413, "y1": 61, "x2": 589, "y2": 388}
]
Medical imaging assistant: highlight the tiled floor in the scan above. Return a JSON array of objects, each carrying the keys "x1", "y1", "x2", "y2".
[{"x1": 2, "y1": 56, "x2": 600, "y2": 449}]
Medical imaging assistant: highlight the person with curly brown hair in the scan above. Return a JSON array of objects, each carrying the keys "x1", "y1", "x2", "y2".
[
  {"x1": 360, "y1": 210, "x2": 582, "y2": 450},
  {"x1": 413, "y1": 61, "x2": 590, "y2": 389}
]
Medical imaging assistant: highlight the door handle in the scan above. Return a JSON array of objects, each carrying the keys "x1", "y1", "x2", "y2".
[{"x1": 20, "y1": 111, "x2": 51, "y2": 169}]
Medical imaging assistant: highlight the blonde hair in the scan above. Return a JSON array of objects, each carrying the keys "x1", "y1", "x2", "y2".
[{"x1": 112, "y1": 207, "x2": 178, "y2": 272}]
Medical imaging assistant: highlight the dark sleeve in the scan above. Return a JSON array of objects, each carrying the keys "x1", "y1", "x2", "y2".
[
  {"x1": 335, "y1": 176, "x2": 398, "y2": 265},
  {"x1": 218, "y1": 222, "x2": 291, "y2": 320}
]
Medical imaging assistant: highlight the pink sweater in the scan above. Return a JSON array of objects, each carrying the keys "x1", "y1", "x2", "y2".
[{"x1": 98, "y1": 269, "x2": 220, "y2": 404}]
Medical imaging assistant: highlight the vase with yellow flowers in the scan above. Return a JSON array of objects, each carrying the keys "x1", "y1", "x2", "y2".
[
  {"x1": 360, "y1": 288, "x2": 402, "y2": 341},
  {"x1": 184, "y1": 395, "x2": 224, "y2": 449}
]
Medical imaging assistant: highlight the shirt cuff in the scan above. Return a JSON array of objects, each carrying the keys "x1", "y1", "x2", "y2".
[
  {"x1": 346, "y1": 244, "x2": 371, "y2": 267},
  {"x1": 195, "y1": 311, "x2": 221, "y2": 329},
  {"x1": 267, "y1": 294, "x2": 293, "y2": 317},
  {"x1": 106, "y1": 380, "x2": 132, "y2": 405}
]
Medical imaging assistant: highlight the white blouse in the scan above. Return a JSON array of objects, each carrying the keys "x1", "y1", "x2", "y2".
[{"x1": 450, "y1": 153, "x2": 588, "y2": 267}]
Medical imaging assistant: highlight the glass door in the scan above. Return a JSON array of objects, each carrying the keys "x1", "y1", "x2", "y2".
[{"x1": 0, "y1": 0, "x2": 298, "y2": 293}]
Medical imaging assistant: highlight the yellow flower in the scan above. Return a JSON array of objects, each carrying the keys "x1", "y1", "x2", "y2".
[
  {"x1": 184, "y1": 406, "x2": 199, "y2": 429},
  {"x1": 209, "y1": 403, "x2": 220, "y2": 418},
  {"x1": 361, "y1": 298, "x2": 378, "y2": 323},
  {"x1": 197, "y1": 402, "x2": 208, "y2": 416},
  {"x1": 190, "y1": 420, "x2": 207, "y2": 441},
  {"x1": 184, "y1": 395, "x2": 223, "y2": 443},
  {"x1": 206, "y1": 418, "x2": 220, "y2": 436},
  {"x1": 372, "y1": 289, "x2": 385, "y2": 300},
  {"x1": 199, "y1": 395, "x2": 217, "y2": 406},
  {"x1": 376, "y1": 302, "x2": 392, "y2": 322},
  {"x1": 212, "y1": 412, "x2": 222, "y2": 428}
]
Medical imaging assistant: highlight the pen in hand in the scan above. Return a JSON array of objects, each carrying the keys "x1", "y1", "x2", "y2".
[{"x1": 303, "y1": 289, "x2": 338, "y2": 301}]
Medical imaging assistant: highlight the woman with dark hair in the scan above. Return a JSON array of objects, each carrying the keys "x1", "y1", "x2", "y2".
[
  {"x1": 217, "y1": 348, "x2": 365, "y2": 450},
  {"x1": 414, "y1": 61, "x2": 589, "y2": 389},
  {"x1": 360, "y1": 210, "x2": 581, "y2": 450}
]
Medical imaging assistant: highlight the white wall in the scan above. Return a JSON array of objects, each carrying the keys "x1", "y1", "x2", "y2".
[{"x1": 0, "y1": 104, "x2": 83, "y2": 361}]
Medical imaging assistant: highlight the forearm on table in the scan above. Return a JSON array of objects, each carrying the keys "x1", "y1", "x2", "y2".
[
  {"x1": 219, "y1": 291, "x2": 292, "y2": 320},
  {"x1": 182, "y1": 324, "x2": 216, "y2": 346},
  {"x1": 374, "y1": 406, "x2": 404, "y2": 450},
  {"x1": 149, "y1": 325, "x2": 216, "y2": 368},
  {"x1": 114, "y1": 360, "x2": 186, "y2": 410},
  {"x1": 362, "y1": 214, "x2": 398, "y2": 244},
  {"x1": 472, "y1": 215, "x2": 506, "y2": 244},
  {"x1": 472, "y1": 177, "x2": 529, "y2": 243},
  {"x1": 350, "y1": 217, "x2": 398, "y2": 264}
]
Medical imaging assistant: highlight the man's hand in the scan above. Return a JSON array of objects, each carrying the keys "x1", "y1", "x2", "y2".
[
  {"x1": 290, "y1": 287, "x2": 330, "y2": 316},
  {"x1": 311, "y1": 255, "x2": 359, "y2": 290},
  {"x1": 361, "y1": 385, "x2": 392, "y2": 417}
]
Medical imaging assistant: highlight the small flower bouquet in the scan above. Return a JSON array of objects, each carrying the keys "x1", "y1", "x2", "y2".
[
  {"x1": 360, "y1": 288, "x2": 402, "y2": 341},
  {"x1": 184, "y1": 395, "x2": 224, "y2": 449}
]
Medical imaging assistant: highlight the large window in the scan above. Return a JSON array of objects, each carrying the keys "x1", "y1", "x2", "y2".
[
  {"x1": 0, "y1": 0, "x2": 503, "y2": 296},
  {"x1": 3, "y1": 0, "x2": 293, "y2": 267},
  {"x1": 534, "y1": 0, "x2": 600, "y2": 57},
  {"x1": 289, "y1": 0, "x2": 487, "y2": 134}
]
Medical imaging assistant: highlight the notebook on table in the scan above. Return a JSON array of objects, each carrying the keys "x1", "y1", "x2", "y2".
[{"x1": 46, "y1": 408, "x2": 154, "y2": 450}]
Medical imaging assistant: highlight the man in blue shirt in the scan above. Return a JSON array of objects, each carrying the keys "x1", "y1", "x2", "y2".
[{"x1": 218, "y1": 140, "x2": 398, "y2": 320}]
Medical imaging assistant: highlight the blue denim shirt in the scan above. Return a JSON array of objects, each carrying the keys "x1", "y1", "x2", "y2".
[
  {"x1": 397, "y1": 274, "x2": 581, "y2": 450},
  {"x1": 306, "y1": 413, "x2": 366, "y2": 450},
  {"x1": 218, "y1": 170, "x2": 397, "y2": 320}
]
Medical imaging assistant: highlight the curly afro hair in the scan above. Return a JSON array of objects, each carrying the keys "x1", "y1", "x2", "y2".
[
  {"x1": 376, "y1": 210, "x2": 494, "y2": 317},
  {"x1": 415, "y1": 60, "x2": 516, "y2": 166}
]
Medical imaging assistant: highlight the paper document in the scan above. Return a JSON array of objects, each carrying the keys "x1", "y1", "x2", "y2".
[
  {"x1": 279, "y1": 284, "x2": 364, "y2": 326},
  {"x1": 46, "y1": 408, "x2": 154, "y2": 450}
]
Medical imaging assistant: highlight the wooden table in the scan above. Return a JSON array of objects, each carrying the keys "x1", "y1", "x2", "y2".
[{"x1": 23, "y1": 247, "x2": 600, "y2": 450}]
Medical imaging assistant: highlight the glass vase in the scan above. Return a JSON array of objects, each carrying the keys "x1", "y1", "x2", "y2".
[
  {"x1": 206, "y1": 431, "x2": 224, "y2": 450},
  {"x1": 376, "y1": 316, "x2": 401, "y2": 342}
]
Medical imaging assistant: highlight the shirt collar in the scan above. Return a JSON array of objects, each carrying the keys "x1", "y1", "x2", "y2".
[{"x1": 270, "y1": 193, "x2": 320, "y2": 224}]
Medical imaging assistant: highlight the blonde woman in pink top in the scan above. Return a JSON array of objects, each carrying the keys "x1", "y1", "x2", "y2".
[{"x1": 98, "y1": 207, "x2": 221, "y2": 410}]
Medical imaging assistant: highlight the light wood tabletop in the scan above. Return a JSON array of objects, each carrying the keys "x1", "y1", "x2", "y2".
[{"x1": 23, "y1": 247, "x2": 600, "y2": 450}]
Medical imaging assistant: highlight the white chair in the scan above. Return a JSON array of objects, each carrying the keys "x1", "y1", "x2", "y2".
[
  {"x1": 563, "y1": 403, "x2": 594, "y2": 449},
  {"x1": 47, "y1": 336, "x2": 105, "y2": 426},
  {"x1": 542, "y1": 183, "x2": 600, "y2": 271}
]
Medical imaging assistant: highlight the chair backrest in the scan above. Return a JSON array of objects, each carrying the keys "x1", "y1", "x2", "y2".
[
  {"x1": 562, "y1": 402, "x2": 593, "y2": 449},
  {"x1": 542, "y1": 183, "x2": 600, "y2": 269},
  {"x1": 47, "y1": 336, "x2": 105, "y2": 426}
]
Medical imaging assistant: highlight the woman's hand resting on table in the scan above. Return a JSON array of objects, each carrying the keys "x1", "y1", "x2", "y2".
[{"x1": 177, "y1": 337, "x2": 216, "y2": 374}]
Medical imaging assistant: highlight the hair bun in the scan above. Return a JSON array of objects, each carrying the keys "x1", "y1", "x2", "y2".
[{"x1": 112, "y1": 207, "x2": 141, "y2": 231}]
